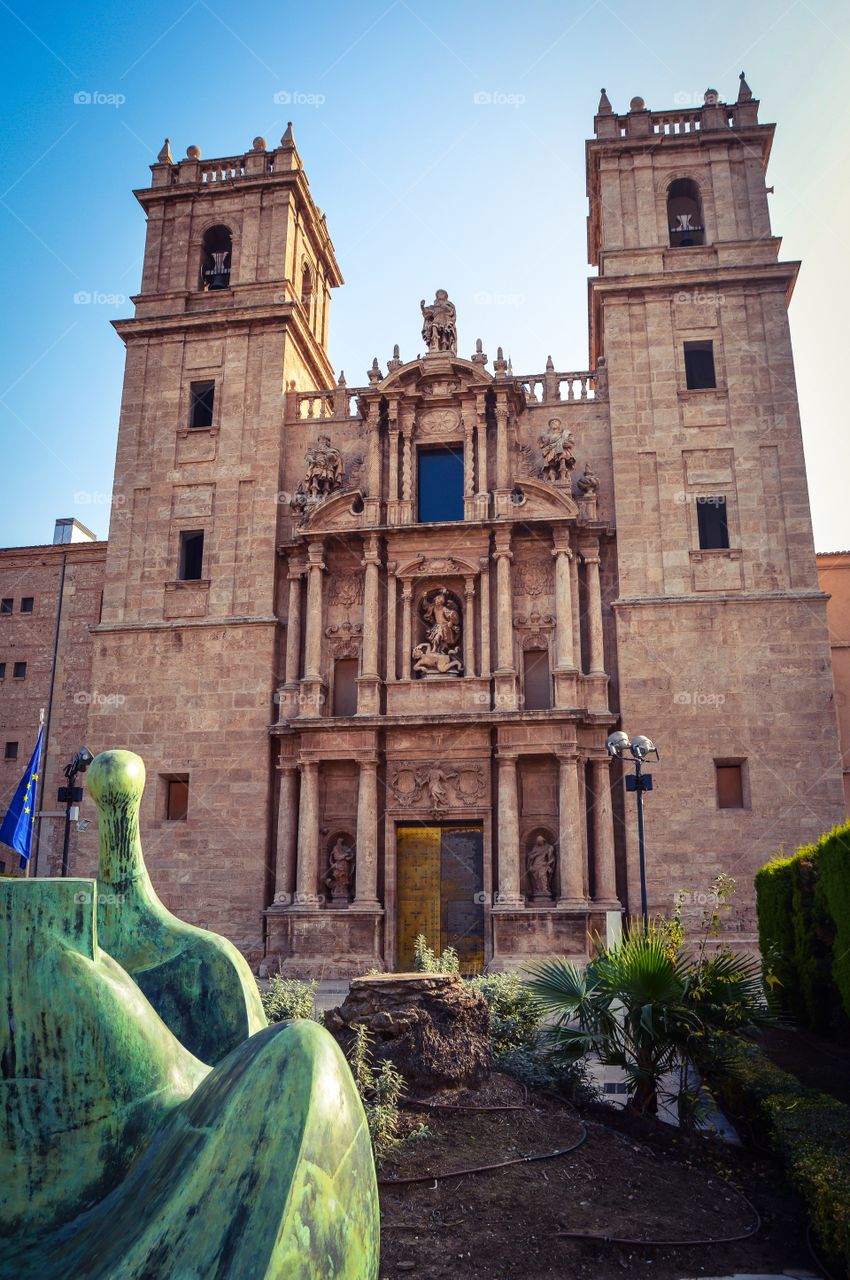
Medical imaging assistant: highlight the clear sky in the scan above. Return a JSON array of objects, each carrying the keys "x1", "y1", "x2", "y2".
[{"x1": 2, "y1": 0, "x2": 848, "y2": 550}]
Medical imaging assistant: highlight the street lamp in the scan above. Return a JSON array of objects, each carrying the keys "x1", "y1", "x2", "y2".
[
  {"x1": 58, "y1": 747, "x2": 94, "y2": 876},
  {"x1": 606, "y1": 731, "x2": 660, "y2": 924}
]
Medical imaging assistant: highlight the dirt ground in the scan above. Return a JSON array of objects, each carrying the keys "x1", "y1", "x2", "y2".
[{"x1": 378, "y1": 1075, "x2": 820, "y2": 1280}]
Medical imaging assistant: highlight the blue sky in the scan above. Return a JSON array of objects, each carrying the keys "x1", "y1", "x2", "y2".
[{"x1": 2, "y1": 0, "x2": 849, "y2": 549}]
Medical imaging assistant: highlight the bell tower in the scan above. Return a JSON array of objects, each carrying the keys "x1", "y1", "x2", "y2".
[
  {"x1": 586, "y1": 78, "x2": 845, "y2": 929},
  {"x1": 84, "y1": 128, "x2": 343, "y2": 953}
]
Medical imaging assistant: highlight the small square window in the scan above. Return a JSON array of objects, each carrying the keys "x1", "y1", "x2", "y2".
[
  {"x1": 178, "y1": 530, "x2": 205, "y2": 581},
  {"x1": 684, "y1": 341, "x2": 716, "y2": 390},
  {"x1": 697, "y1": 496, "x2": 729, "y2": 550},
  {"x1": 13, "y1": 662, "x2": 27, "y2": 679},
  {"x1": 716, "y1": 761, "x2": 746, "y2": 809},
  {"x1": 4, "y1": 742, "x2": 18, "y2": 761},
  {"x1": 165, "y1": 776, "x2": 189, "y2": 821},
  {"x1": 0, "y1": 599, "x2": 12, "y2": 615},
  {"x1": 20, "y1": 598, "x2": 33, "y2": 613},
  {"x1": 189, "y1": 380, "x2": 215, "y2": 429}
]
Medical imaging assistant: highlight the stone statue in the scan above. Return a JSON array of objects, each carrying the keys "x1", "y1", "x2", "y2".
[
  {"x1": 414, "y1": 765, "x2": 459, "y2": 808},
  {"x1": 526, "y1": 834, "x2": 555, "y2": 901},
  {"x1": 420, "y1": 290, "x2": 457, "y2": 354},
  {"x1": 539, "y1": 418, "x2": 576, "y2": 484},
  {"x1": 324, "y1": 836, "x2": 356, "y2": 902},
  {"x1": 577, "y1": 461, "x2": 599, "y2": 496},
  {"x1": 291, "y1": 434, "x2": 345, "y2": 517},
  {"x1": 413, "y1": 587, "x2": 463, "y2": 677}
]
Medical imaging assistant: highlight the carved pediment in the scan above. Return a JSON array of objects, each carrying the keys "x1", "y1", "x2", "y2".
[
  {"x1": 396, "y1": 552, "x2": 480, "y2": 581},
  {"x1": 509, "y1": 477, "x2": 580, "y2": 520},
  {"x1": 379, "y1": 354, "x2": 492, "y2": 398},
  {"x1": 296, "y1": 488, "x2": 368, "y2": 533}
]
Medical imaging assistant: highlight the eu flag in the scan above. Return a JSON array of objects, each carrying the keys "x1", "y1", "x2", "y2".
[{"x1": 0, "y1": 727, "x2": 44, "y2": 870}]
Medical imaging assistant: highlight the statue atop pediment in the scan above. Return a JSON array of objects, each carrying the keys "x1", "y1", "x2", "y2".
[
  {"x1": 539, "y1": 417, "x2": 576, "y2": 485},
  {"x1": 420, "y1": 289, "x2": 457, "y2": 354}
]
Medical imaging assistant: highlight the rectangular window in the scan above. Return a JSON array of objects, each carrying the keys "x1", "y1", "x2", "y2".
[
  {"x1": 0, "y1": 663, "x2": 5, "y2": 679},
  {"x1": 4, "y1": 742, "x2": 18, "y2": 761},
  {"x1": 418, "y1": 446, "x2": 464, "y2": 523},
  {"x1": 333, "y1": 657, "x2": 359, "y2": 717},
  {"x1": 0, "y1": 599, "x2": 12, "y2": 615},
  {"x1": 716, "y1": 761, "x2": 745, "y2": 809},
  {"x1": 13, "y1": 662, "x2": 27, "y2": 679},
  {"x1": 697, "y1": 496, "x2": 729, "y2": 550},
  {"x1": 522, "y1": 649, "x2": 552, "y2": 711},
  {"x1": 684, "y1": 340, "x2": 716, "y2": 390},
  {"x1": 20, "y1": 597, "x2": 33, "y2": 613},
  {"x1": 178, "y1": 530, "x2": 205, "y2": 581},
  {"x1": 189, "y1": 380, "x2": 215, "y2": 429},
  {"x1": 165, "y1": 776, "x2": 189, "y2": 821}
]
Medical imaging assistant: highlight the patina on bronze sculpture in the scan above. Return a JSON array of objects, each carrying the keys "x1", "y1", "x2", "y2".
[{"x1": 0, "y1": 749, "x2": 379, "y2": 1280}]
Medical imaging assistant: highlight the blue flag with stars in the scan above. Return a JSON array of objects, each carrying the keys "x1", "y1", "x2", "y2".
[{"x1": 0, "y1": 726, "x2": 43, "y2": 870}]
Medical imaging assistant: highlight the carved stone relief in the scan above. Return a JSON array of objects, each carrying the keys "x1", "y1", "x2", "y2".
[
  {"x1": 513, "y1": 559, "x2": 553, "y2": 598},
  {"x1": 413, "y1": 586, "x2": 463, "y2": 677},
  {"x1": 328, "y1": 573, "x2": 364, "y2": 607},
  {"x1": 388, "y1": 762, "x2": 487, "y2": 809},
  {"x1": 418, "y1": 407, "x2": 460, "y2": 436}
]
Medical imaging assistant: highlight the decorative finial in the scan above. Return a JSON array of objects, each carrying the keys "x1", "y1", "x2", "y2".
[
  {"x1": 546, "y1": 354, "x2": 554, "y2": 371},
  {"x1": 597, "y1": 88, "x2": 612, "y2": 115},
  {"x1": 368, "y1": 357, "x2": 382, "y2": 385},
  {"x1": 281, "y1": 122, "x2": 295, "y2": 147},
  {"x1": 186, "y1": 144, "x2": 201, "y2": 160},
  {"x1": 387, "y1": 344, "x2": 402, "y2": 372},
  {"x1": 737, "y1": 72, "x2": 753, "y2": 102},
  {"x1": 252, "y1": 136, "x2": 267, "y2": 152},
  {"x1": 493, "y1": 346, "x2": 508, "y2": 377},
  {"x1": 629, "y1": 96, "x2": 646, "y2": 112},
  {"x1": 420, "y1": 289, "x2": 457, "y2": 355},
  {"x1": 337, "y1": 370, "x2": 346, "y2": 387},
  {"x1": 157, "y1": 138, "x2": 173, "y2": 164},
  {"x1": 471, "y1": 338, "x2": 487, "y2": 365}
]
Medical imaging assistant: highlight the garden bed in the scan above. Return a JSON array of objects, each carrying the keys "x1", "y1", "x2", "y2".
[{"x1": 378, "y1": 1076, "x2": 816, "y2": 1279}]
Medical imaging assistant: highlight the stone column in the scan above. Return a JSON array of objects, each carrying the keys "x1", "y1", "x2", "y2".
[
  {"x1": 557, "y1": 751, "x2": 586, "y2": 906},
  {"x1": 570, "y1": 551, "x2": 581, "y2": 672},
  {"x1": 463, "y1": 578, "x2": 475, "y2": 677},
  {"x1": 401, "y1": 581, "x2": 413, "y2": 679},
  {"x1": 301, "y1": 540, "x2": 326, "y2": 717},
  {"x1": 551, "y1": 527, "x2": 577, "y2": 708},
  {"x1": 495, "y1": 399, "x2": 510, "y2": 492},
  {"x1": 400, "y1": 421, "x2": 413, "y2": 523},
  {"x1": 475, "y1": 394, "x2": 489, "y2": 506},
  {"x1": 354, "y1": 757, "x2": 380, "y2": 908},
  {"x1": 388, "y1": 423, "x2": 399, "y2": 501},
  {"x1": 583, "y1": 547, "x2": 605, "y2": 674},
  {"x1": 273, "y1": 759, "x2": 298, "y2": 904},
  {"x1": 386, "y1": 562, "x2": 397, "y2": 681},
  {"x1": 495, "y1": 754, "x2": 524, "y2": 906},
  {"x1": 492, "y1": 530, "x2": 517, "y2": 709},
  {"x1": 463, "y1": 406, "x2": 475, "y2": 519},
  {"x1": 295, "y1": 759, "x2": 320, "y2": 906},
  {"x1": 358, "y1": 534, "x2": 381, "y2": 715},
  {"x1": 365, "y1": 398, "x2": 381, "y2": 522},
  {"x1": 479, "y1": 557, "x2": 491, "y2": 680},
  {"x1": 284, "y1": 563, "x2": 303, "y2": 684},
  {"x1": 591, "y1": 756, "x2": 619, "y2": 905}
]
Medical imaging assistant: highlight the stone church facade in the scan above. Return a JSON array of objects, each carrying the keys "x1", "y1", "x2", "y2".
[{"x1": 79, "y1": 81, "x2": 846, "y2": 974}]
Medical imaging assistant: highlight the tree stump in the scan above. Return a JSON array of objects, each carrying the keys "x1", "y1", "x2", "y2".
[{"x1": 326, "y1": 973, "x2": 491, "y2": 1090}]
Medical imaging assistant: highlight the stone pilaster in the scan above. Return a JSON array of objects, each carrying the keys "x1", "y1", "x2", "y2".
[
  {"x1": 492, "y1": 529, "x2": 517, "y2": 709},
  {"x1": 353, "y1": 757, "x2": 380, "y2": 908},
  {"x1": 278, "y1": 557, "x2": 304, "y2": 718},
  {"x1": 581, "y1": 541, "x2": 609, "y2": 712},
  {"x1": 479, "y1": 556, "x2": 491, "y2": 680},
  {"x1": 272, "y1": 759, "x2": 298, "y2": 904},
  {"x1": 474, "y1": 392, "x2": 489, "y2": 518},
  {"x1": 357, "y1": 533, "x2": 381, "y2": 714},
  {"x1": 557, "y1": 751, "x2": 586, "y2": 907},
  {"x1": 386, "y1": 561, "x2": 397, "y2": 681},
  {"x1": 551, "y1": 526, "x2": 577, "y2": 708},
  {"x1": 401, "y1": 581, "x2": 413, "y2": 680},
  {"x1": 493, "y1": 396, "x2": 512, "y2": 517},
  {"x1": 300, "y1": 540, "x2": 326, "y2": 717},
  {"x1": 294, "y1": 759, "x2": 320, "y2": 906},
  {"x1": 463, "y1": 578, "x2": 475, "y2": 676},
  {"x1": 494, "y1": 753, "x2": 524, "y2": 907},
  {"x1": 591, "y1": 756, "x2": 619, "y2": 907}
]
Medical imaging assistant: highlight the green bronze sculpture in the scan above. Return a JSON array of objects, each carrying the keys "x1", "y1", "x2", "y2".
[{"x1": 0, "y1": 750, "x2": 380, "y2": 1279}]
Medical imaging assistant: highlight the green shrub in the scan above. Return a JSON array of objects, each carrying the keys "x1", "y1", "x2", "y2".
[
  {"x1": 467, "y1": 972, "x2": 542, "y2": 1056},
  {"x1": 261, "y1": 975, "x2": 318, "y2": 1024},
  {"x1": 348, "y1": 1023, "x2": 413, "y2": 1164},
  {"x1": 816, "y1": 825, "x2": 850, "y2": 1026},
  {"x1": 706, "y1": 1038, "x2": 850, "y2": 1273},
  {"x1": 412, "y1": 934, "x2": 459, "y2": 975},
  {"x1": 755, "y1": 853, "x2": 798, "y2": 1015}
]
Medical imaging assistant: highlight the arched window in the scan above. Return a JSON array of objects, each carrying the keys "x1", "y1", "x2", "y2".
[
  {"x1": 200, "y1": 225, "x2": 232, "y2": 290},
  {"x1": 667, "y1": 179, "x2": 704, "y2": 247},
  {"x1": 301, "y1": 263, "x2": 314, "y2": 319}
]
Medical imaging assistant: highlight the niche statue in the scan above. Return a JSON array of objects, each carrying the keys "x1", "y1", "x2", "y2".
[
  {"x1": 526, "y1": 834, "x2": 555, "y2": 901},
  {"x1": 413, "y1": 586, "x2": 463, "y2": 677},
  {"x1": 324, "y1": 836, "x2": 356, "y2": 904}
]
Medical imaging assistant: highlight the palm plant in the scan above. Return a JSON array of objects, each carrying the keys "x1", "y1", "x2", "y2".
[{"x1": 526, "y1": 920, "x2": 769, "y2": 1119}]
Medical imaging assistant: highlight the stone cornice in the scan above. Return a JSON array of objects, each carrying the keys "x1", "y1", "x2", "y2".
[
  {"x1": 613, "y1": 589, "x2": 828, "y2": 608},
  {"x1": 91, "y1": 615, "x2": 280, "y2": 634}
]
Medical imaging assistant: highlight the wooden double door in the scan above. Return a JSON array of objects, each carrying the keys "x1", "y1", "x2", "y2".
[{"x1": 396, "y1": 824, "x2": 485, "y2": 974}]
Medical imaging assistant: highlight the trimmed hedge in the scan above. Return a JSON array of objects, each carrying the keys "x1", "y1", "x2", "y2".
[
  {"x1": 756, "y1": 823, "x2": 850, "y2": 1039},
  {"x1": 707, "y1": 1038, "x2": 850, "y2": 1273}
]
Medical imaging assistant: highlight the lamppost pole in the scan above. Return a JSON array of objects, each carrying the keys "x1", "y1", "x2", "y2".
[
  {"x1": 606, "y1": 731, "x2": 659, "y2": 927},
  {"x1": 58, "y1": 747, "x2": 93, "y2": 877}
]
